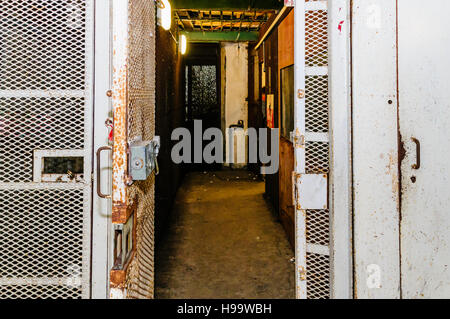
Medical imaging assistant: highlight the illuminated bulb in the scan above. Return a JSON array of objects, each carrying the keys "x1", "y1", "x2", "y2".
[
  {"x1": 180, "y1": 34, "x2": 187, "y2": 55},
  {"x1": 161, "y1": 0, "x2": 172, "y2": 31}
]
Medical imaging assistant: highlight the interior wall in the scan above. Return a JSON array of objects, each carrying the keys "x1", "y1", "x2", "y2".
[
  {"x1": 259, "y1": 27, "x2": 280, "y2": 216},
  {"x1": 155, "y1": 25, "x2": 185, "y2": 244},
  {"x1": 247, "y1": 44, "x2": 264, "y2": 175},
  {"x1": 277, "y1": 9, "x2": 295, "y2": 248},
  {"x1": 221, "y1": 42, "x2": 249, "y2": 166}
]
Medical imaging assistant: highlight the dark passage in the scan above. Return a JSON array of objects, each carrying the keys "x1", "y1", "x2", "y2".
[{"x1": 155, "y1": 170, "x2": 295, "y2": 299}]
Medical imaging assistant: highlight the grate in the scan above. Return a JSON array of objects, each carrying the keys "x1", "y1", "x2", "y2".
[
  {"x1": 306, "y1": 253, "x2": 330, "y2": 299},
  {"x1": 306, "y1": 210, "x2": 330, "y2": 246},
  {"x1": 0, "y1": 98, "x2": 85, "y2": 182},
  {"x1": 305, "y1": 141, "x2": 329, "y2": 174},
  {"x1": 0, "y1": 0, "x2": 87, "y2": 90},
  {"x1": 0, "y1": 285, "x2": 81, "y2": 299},
  {"x1": 304, "y1": 0, "x2": 330, "y2": 299},
  {"x1": 306, "y1": 76, "x2": 328, "y2": 133},
  {"x1": 127, "y1": 0, "x2": 156, "y2": 143},
  {"x1": 0, "y1": 0, "x2": 94, "y2": 299},
  {"x1": 125, "y1": 0, "x2": 156, "y2": 299},
  {"x1": 305, "y1": 10, "x2": 328, "y2": 67},
  {"x1": 0, "y1": 189, "x2": 84, "y2": 279}
]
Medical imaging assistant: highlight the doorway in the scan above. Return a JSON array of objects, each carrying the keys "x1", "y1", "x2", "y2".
[{"x1": 184, "y1": 43, "x2": 221, "y2": 171}]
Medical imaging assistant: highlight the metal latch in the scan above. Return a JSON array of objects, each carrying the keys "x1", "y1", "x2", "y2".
[{"x1": 129, "y1": 137, "x2": 160, "y2": 181}]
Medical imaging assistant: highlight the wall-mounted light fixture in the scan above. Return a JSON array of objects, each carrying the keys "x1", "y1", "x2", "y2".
[
  {"x1": 180, "y1": 34, "x2": 187, "y2": 55},
  {"x1": 157, "y1": 0, "x2": 172, "y2": 31}
]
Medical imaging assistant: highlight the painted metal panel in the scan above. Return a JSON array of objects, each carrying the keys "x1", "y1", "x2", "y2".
[
  {"x1": 296, "y1": 174, "x2": 328, "y2": 210},
  {"x1": 352, "y1": 0, "x2": 400, "y2": 299},
  {"x1": 294, "y1": 0, "x2": 307, "y2": 299},
  {"x1": 398, "y1": 0, "x2": 450, "y2": 298},
  {"x1": 92, "y1": 0, "x2": 114, "y2": 299},
  {"x1": 328, "y1": 0, "x2": 353, "y2": 299}
]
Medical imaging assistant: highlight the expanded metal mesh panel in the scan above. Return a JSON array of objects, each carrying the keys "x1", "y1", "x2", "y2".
[
  {"x1": 305, "y1": 10, "x2": 328, "y2": 67},
  {"x1": 306, "y1": 76, "x2": 328, "y2": 133},
  {"x1": 306, "y1": 253, "x2": 330, "y2": 299},
  {"x1": 0, "y1": 0, "x2": 93, "y2": 299},
  {"x1": 304, "y1": 1, "x2": 330, "y2": 300},
  {"x1": 306, "y1": 210, "x2": 329, "y2": 246},
  {"x1": 0, "y1": 285, "x2": 81, "y2": 299},
  {"x1": 305, "y1": 141, "x2": 329, "y2": 174},
  {"x1": 0, "y1": 189, "x2": 84, "y2": 278},
  {"x1": 125, "y1": 0, "x2": 156, "y2": 299},
  {"x1": 0, "y1": 0, "x2": 87, "y2": 90},
  {"x1": 0, "y1": 97, "x2": 85, "y2": 182},
  {"x1": 127, "y1": 0, "x2": 156, "y2": 143}
]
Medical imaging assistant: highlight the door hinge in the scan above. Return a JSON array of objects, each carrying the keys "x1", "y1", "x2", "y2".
[{"x1": 291, "y1": 131, "x2": 305, "y2": 148}]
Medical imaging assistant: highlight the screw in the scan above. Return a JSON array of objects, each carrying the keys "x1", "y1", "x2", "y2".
[{"x1": 411, "y1": 176, "x2": 416, "y2": 183}]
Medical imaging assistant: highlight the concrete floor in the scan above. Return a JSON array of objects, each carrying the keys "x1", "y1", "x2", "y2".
[{"x1": 155, "y1": 170, "x2": 295, "y2": 299}]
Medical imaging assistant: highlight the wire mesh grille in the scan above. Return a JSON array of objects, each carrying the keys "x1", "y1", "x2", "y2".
[
  {"x1": 0, "y1": 98, "x2": 85, "y2": 182},
  {"x1": 305, "y1": 1, "x2": 330, "y2": 300},
  {"x1": 306, "y1": 253, "x2": 330, "y2": 299},
  {"x1": 306, "y1": 210, "x2": 330, "y2": 246},
  {"x1": 0, "y1": 189, "x2": 84, "y2": 279},
  {"x1": 305, "y1": 10, "x2": 328, "y2": 67},
  {"x1": 125, "y1": 0, "x2": 156, "y2": 299},
  {"x1": 306, "y1": 75, "x2": 328, "y2": 133},
  {"x1": 0, "y1": 0, "x2": 87, "y2": 90},
  {"x1": 0, "y1": 0, "x2": 93, "y2": 299},
  {"x1": 127, "y1": 0, "x2": 156, "y2": 143},
  {"x1": 305, "y1": 141, "x2": 329, "y2": 174},
  {"x1": 0, "y1": 285, "x2": 81, "y2": 299}
]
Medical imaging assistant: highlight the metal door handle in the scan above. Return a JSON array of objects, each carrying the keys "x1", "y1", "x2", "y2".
[
  {"x1": 411, "y1": 137, "x2": 421, "y2": 170},
  {"x1": 97, "y1": 146, "x2": 112, "y2": 198}
]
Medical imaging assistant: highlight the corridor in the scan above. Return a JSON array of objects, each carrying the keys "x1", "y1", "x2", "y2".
[{"x1": 155, "y1": 170, "x2": 295, "y2": 299}]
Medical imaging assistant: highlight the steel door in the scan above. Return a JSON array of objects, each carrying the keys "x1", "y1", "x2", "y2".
[
  {"x1": 0, "y1": 0, "x2": 94, "y2": 298},
  {"x1": 293, "y1": 0, "x2": 331, "y2": 299},
  {"x1": 398, "y1": 0, "x2": 450, "y2": 298},
  {"x1": 109, "y1": 0, "x2": 156, "y2": 299}
]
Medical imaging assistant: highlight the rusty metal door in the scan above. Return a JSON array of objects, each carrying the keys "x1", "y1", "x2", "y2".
[
  {"x1": 293, "y1": 0, "x2": 331, "y2": 299},
  {"x1": 0, "y1": 0, "x2": 94, "y2": 298},
  {"x1": 398, "y1": 0, "x2": 450, "y2": 298},
  {"x1": 109, "y1": 0, "x2": 156, "y2": 299}
]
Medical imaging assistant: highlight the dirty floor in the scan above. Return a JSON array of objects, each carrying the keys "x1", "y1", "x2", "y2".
[{"x1": 155, "y1": 170, "x2": 295, "y2": 299}]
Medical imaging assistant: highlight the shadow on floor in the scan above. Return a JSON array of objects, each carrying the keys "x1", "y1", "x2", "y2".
[{"x1": 155, "y1": 170, "x2": 295, "y2": 299}]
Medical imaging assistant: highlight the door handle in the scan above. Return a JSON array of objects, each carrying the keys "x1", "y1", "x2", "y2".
[
  {"x1": 96, "y1": 146, "x2": 112, "y2": 199},
  {"x1": 411, "y1": 137, "x2": 421, "y2": 170}
]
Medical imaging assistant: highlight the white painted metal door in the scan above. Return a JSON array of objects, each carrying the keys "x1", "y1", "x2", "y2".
[
  {"x1": 398, "y1": 0, "x2": 450, "y2": 298},
  {"x1": 0, "y1": 0, "x2": 95, "y2": 298},
  {"x1": 293, "y1": 0, "x2": 331, "y2": 299}
]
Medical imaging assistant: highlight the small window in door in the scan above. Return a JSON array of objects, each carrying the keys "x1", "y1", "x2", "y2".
[{"x1": 33, "y1": 150, "x2": 84, "y2": 183}]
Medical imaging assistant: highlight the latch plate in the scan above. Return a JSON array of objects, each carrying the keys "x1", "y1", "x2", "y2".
[{"x1": 129, "y1": 136, "x2": 160, "y2": 181}]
